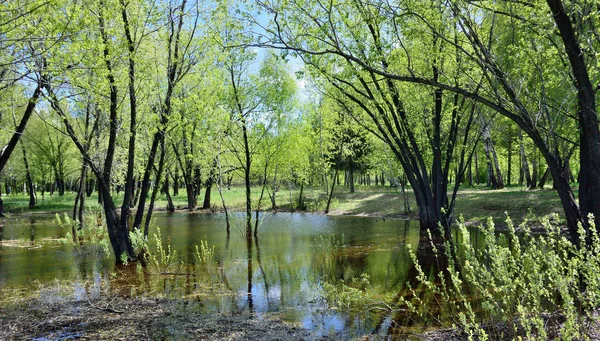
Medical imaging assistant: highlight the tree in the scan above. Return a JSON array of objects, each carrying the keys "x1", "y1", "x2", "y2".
[
  {"x1": 249, "y1": 1, "x2": 480, "y2": 234},
  {"x1": 250, "y1": 0, "x2": 598, "y2": 241},
  {"x1": 221, "y1": 45, "x2": 296, "y2": 237}
]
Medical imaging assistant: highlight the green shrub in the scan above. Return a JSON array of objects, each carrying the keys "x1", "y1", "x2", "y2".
[
  {"x1": 148, "y1": 227, "x2": 180, "y2": 273},
  {"x1": 55, "y1": 211, "x2": 110, "y2": 258},
  {"x1": 403, "y1": 214, "x2": 600, "y2": 340}
]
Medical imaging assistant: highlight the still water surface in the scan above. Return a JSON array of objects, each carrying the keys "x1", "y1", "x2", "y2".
[{"x1": 0, "y1": 212, "x2": 469, "y2": 338}]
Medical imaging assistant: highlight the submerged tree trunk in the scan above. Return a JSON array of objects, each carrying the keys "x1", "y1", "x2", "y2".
[
  {"x1": 144, "y1": 138, "x2": 167, "y2": 235},
  {"x1": 73, "y1": 161, "x2": 87, "y2": 226}
]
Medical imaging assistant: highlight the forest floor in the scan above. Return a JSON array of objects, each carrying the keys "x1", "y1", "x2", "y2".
[{"x1": 3, "y1": 183, "x2": 568, "y2": 227}]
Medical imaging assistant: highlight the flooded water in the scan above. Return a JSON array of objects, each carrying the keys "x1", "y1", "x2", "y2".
[{"x1": 0, "y1": 212, "x2": 474, "y2": 339}]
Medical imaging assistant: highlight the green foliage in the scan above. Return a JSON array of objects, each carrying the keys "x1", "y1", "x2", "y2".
[
  {"x1": 403, "y1": 214, "x2": 600, "y2": 340},
  {"x1": 129, "y1": 228, "x2": 147, "y2": 260},
  {"x1": 193, "y1": 240, "x2": 215, "y2": 266},
  {"x1": 55, "y1": 211, "x2": 110, "y2": 258},
  {"x1": 148, "y1": 227, "x2": 180, "y2": 274},
  {"x1": 322, "y1": 273, "x2": 371, "y2": 310}
]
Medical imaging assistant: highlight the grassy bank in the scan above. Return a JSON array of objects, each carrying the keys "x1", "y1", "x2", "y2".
[{"x1": 2, "y1": 183, "x2": 568, "y2": 225}]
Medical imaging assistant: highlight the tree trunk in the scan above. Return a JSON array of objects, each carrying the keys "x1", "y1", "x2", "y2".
[
  {"x1": 20, "y1": 141, "x2": 35, "y2": 209},
  {"x1": 120, "y1": 0, "x2": 138, "y2": 230},
  {"x1": 530, "y1": 152, "x2": 538, "y2": 190},
  {"x1": 482, "y1": 122, "x2": 504, "y2": 189},
  {"x1": 164, "y1": 174, "x2": 174, "y2": 213},
  {"x1": 507, "y1": 142, "x2": 512, "y2": 185},
  {"x1": 546, "y1": 0, "x2": 600, "y2": 234},
  {"x1": 474, "y1": 152, "x2": 479, "y2": 184},
  {"x1": 202, "y1": 182, "x2": 212, "y2": 210},
  {"x1": 519, "y1": 132, "x2": 532, "y2": 187},
  {"x1": 538, "y1": 167, "x2": 550, "y2": 189},
  {"x1": 297, "y1": 182, "x2": 305, "y2": 210},
  {"x1": 144, "y1": 138, "x2": 167, "y2": 235},
  {"x1": 324, "y1": 169, "x2": 338, "y2": 214},
  {"x1": 173, "y1": 168, "x2": 179, "y2": 196},
  {"x1": 185, "y1": 181, "x2": 197, "y2": 211},
  {"x1": 349, "y1": 162, "x2": 355, "y2": 193}
]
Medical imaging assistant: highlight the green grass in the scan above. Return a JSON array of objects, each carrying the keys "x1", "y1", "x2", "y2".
[{"x1": 1, "y1": 183, "x2": 571, "y2": 226}]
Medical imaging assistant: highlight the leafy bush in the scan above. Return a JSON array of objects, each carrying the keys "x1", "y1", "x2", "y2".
[
  {"x1": 55, "y1": 211, "x2": 110, "y2": 258},
  {"x1": 402, "y1": 214, "x2": 600, "y2": 340}
]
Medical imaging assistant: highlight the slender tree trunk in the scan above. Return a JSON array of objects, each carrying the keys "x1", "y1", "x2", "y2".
[
  {"x1": 482, "y1": 122, "x2": 504, "y2": 189},
  {"x1": 19, "y1": 141, "x2": 35, "y2": 209},
  {"x1": 507, "y1": 142, "x2": 512, "y2": 185},
  {"x1": 325, "y1": 170, "x2": 338, "y2": 214},
  {"x1": 144, "y1": 138, "x2": 167, "y2": 235},
  {"x1": 538, "y1": 167, "x2": 550, "y2": 189},
  {"x1": 297, "y1": 182, "x2": 305, "y2": 210},
  {"x1": 120, "y1": 0, "x2": 138, "y2": 230},
  {"x1": 73, "y1": 161, "x2": 87, "y2": 225},
  {"x1": 474, "y1": 152, "x2": 479, "y2": 184},
  {"x1": 173, "y1": 168, "x2": 179, "y2": 196},
  {"x1": 349, "y1": 162, "x2": 355, "y2": 193},
  {"x1": 164, "y1": 174, "x2": 174, "y2": 213},
  {"x1": 519, "y1": 132, "x2": 532, "y2": 187},
  {"x1": 530, "y1": 151, "x2": 538, "y2": 190},
  {"x1": 134, "y1": 132, "x2": 162, "y2": 229}
]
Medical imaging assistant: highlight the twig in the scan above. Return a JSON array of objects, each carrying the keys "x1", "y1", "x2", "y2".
[{"x1": 87, "y1": 297, "x2": 123, "y2": 314}]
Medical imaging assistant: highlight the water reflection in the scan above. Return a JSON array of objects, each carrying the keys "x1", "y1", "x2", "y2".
[{"x1": 0, "y1": 212, "x2": 485, "y2": 338}]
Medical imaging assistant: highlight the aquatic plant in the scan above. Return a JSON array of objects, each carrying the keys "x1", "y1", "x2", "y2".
[
  {"x1": 129, "y1": 228, "x2": 147, "y2": 260},
  {"x1": 55, "y1": 211, "x2": 110, "y2": 258},
  {"x1": 193, "y1": 239, "x2": 215, "y2": 266},
  {"x1": 403, "y1": 213, "x2": 600, "y2": 340},
  {"x1": 148, "y1": 227, "x2": 180, "y2": 274}
]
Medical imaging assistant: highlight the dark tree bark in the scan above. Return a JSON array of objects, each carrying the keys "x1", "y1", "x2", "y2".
[
  {"x1": 507, "y1": 141, "x2": 512, "y2": 185},
  {"x1": 20, "y1": 141, "x2": 35, "y2": 209},
  {"x1": 172, "y1": 168, "x2": 179, "y2": 196},
  {"x1": 134, "y1": 0, "x2": 191, "y2": 233},
  {"x1": 144, "y1": 138, "x2": 167, "y2": 235},
  {"x1": 519, "y1": 132, "x2": 532, "y2": 187},
  {"x1": 481, "y1": 121, "x2": 504, "y2": 189},
  {"x1": 324, "y1": 170, "x2": 338, "y2": 214},
  {"x1": 538, "y1": 167, "x2": 550, "y2": 189},
  {"x1": 164, "y1": 173, "x2": 175, "y2": 213},
  {"x1": 546, "y1": 0, "x2": 600, "y2": 232},
  {"x1": 119, "y1": 0, "x2": 138, "y2": 230},
  {"x1": 0, "y1": 77, "x2": 44, "y2": 215},
  {"x1": 349, "y1": 161, "x2": 355, "y2": 193},
  {"x1": 202, "y1": 161, "x2": 217, "y2": 210},
  {"x1": 530, "y1": 152, "x2": 538, "y2": 190},
  {"x1": 45, "y1": 83, "x2": 134, "y2": 263}
]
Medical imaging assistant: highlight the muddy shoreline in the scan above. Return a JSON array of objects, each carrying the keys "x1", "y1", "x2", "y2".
[{"x1": 1, "y1": 294, "x2": 312, "y2": 340}]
